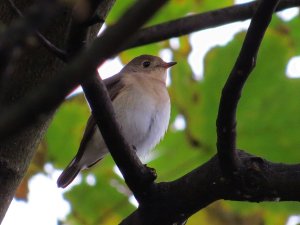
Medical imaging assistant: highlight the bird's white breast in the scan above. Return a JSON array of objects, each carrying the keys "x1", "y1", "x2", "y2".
[{"x1": 112, "y1": 75, "x2": 170, "y2": 158}]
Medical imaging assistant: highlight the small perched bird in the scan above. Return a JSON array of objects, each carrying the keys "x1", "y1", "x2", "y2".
[{"x1": 57, "y1": 55, "x2": 176, "y2": 188}]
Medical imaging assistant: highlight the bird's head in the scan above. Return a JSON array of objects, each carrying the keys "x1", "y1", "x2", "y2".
[{"x1": 121, "y1": 55, "x2": 176, "y2": 83}]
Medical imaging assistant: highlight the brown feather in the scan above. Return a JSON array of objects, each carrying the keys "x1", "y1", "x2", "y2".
[{"x1": 74, "y1": 73, "x2": 125, "y2": 163}]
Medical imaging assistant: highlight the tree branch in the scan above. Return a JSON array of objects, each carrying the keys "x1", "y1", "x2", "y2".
[
  {"x1": 216, "y1": 0, "x2": 280, "y2": 175},
  {"x1": 120, "y1": 150, "x2": 300, "y2": 225},
  {"x1": 120, "y1": 0, "x2": 300, "y2": 51}
]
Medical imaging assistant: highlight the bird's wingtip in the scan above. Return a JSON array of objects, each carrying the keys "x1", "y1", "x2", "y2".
[{"x1": 57, "y1": 164, "x2": 80, "y2": 188}]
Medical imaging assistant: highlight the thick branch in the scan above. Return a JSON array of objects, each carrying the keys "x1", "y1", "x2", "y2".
[
  {"x1": 216, "y1": 0, "x2": 280, "y2": 175},
  {"x1": 121, "y1": 0, "x2": 300, "y2": 50},
  {"x1": 121, "y1": 150, "x2": 300, "y2": 225}
]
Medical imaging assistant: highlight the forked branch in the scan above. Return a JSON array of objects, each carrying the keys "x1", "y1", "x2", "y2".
[{"x1": 216, "y1": 0, "x2": 280, "y2": 176}]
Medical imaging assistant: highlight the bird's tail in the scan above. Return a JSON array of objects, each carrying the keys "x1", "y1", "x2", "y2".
[{"x1": 57, "y1": 162, "x2": 80, "y2": 188}]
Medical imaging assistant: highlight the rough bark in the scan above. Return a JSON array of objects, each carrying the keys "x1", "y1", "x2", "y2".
[{"x1": 120, "y1": 151, "x2": 300, "y2": 225}]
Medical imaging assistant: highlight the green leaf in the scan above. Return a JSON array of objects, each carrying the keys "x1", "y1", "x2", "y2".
[
  {"x1": 46, "y1": 94, "x2": 90, "y2": 167},
  {"x1": 64, "y1": 156, "x2": 136, "y2": 225}
]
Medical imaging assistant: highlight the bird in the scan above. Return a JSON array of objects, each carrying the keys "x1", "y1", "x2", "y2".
[{"x1": 57, "y1": 55, "x2": 176, "y2": 188}]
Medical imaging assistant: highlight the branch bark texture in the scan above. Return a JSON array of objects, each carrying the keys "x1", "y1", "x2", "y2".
[{"x1": 121, "y1": 150, "x2": 300, "y2": 225}]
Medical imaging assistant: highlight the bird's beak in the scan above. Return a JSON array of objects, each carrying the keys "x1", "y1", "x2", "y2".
[{"x1": 161, "y1": 61, "x2": 177, "y2": 68}]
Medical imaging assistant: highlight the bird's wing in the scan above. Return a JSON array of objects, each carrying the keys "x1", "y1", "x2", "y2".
[
  {"x1": 58, "y1": 73, "x2": 127, "y2": 187},
  {"x1": 103, "y1": 72, "x2": 124, "y2": 101},
  {"x1": 57, "y1": 116, "x2": 98, "y2": 188},
  {"x1": 74, "y1": 73, "x2": 125, "y2": 162},
  {"x1": 74, "y1": 115, "x2": 97, "y2": 162}
]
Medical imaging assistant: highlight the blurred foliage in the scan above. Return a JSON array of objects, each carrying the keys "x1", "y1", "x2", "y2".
[
  {"x1": 106, "y1": 0, "x2": 233, "y2": 26},
  {"x1": 21, "y1": 1, "x2": 300, "y2": 225}
]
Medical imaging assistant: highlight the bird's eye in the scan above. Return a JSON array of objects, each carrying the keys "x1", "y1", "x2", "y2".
[{"x1": 142, "y1": 61, "x2": 151, "y2": 68}]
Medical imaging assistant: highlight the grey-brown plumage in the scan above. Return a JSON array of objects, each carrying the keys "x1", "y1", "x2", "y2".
[{"x1": 57, "y1": 55, "x2": 176, "y2": 188}]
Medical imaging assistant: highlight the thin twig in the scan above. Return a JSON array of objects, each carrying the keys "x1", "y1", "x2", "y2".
[
  {"x1": 7, "y1": 0, "x2": 68, "y2": 62},
  {"x1": 216, "y1": 0, "x2": 281, "y2": 175}
]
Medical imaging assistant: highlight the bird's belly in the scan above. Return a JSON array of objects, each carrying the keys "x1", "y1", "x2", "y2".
[{"x1": 113, "y1": 90, "x2": 170, "y2": 158}]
